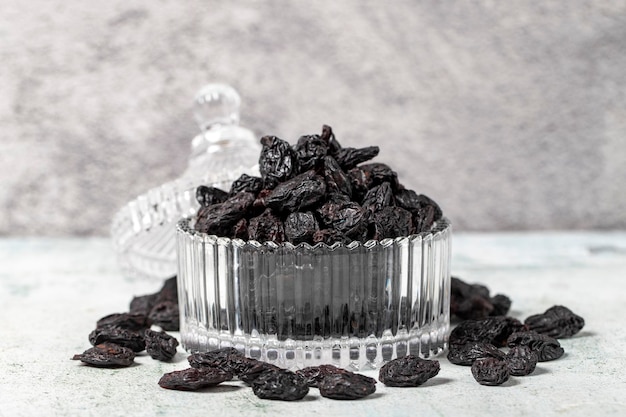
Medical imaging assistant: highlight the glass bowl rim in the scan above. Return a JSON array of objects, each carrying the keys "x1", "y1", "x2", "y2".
[{"x1": 176, "y1": 216, "x2": 451, "y2": 251}]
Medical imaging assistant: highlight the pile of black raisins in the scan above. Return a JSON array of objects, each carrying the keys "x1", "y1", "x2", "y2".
[
  {"x1": 448, "y1": 276, "x2": 585, "y2": 386},
  {"x1": 72, "y1": 277, "x2": 181, "y2": 367},
  {"x1": 194, "y1": 125, "x2": 442, "y2": 244}
]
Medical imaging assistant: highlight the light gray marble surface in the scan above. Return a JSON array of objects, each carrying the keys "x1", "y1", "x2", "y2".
[
  {"x1": 2, "y1": 1, "x2": 626, "y2": 235},
  {"x1": 1, "y1": 233, "x2": 625, "y2": 416}
]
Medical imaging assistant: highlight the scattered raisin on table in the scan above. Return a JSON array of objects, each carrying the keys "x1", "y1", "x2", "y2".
[
  {"x1": 448, "y1": 316, "x2": 526, "y2": 348},
  {"x1": 158, "y1": 367, "x2": 233, "y2": 391},
  {"x1": 505, "y1": 345, "x2": 538, "y2": 376},
  {"x1": 524, "y1": 305, "x2": 585, "y2": 338},
  {"x1": 144, "y1": 329, "x2": 179, "y2": 361},
  {"x1": 250, "y1": 369, "x2": 309, "y2": 401},
  {"x1": 89, "y1": 327, "x2": 146, "y2": 353},
  {"x1": 450, "y1": 276, "x2": 511, "y2": 320},
  {"x1": 447, "y1": 342, "x2": 506, "y2": 366},
  {"x1": 378, "y1": 355, "x2": 440, "y2": 387},
  {"x1": 72, "y1": 342, "x2": 135, "y2": 368},
  {"x1": 507, "y1": 331, "x2": 564, "y2": 362},
  {"x1": 318, "y1": 373, "x2": 377, "y2": 400},
  {"x1": 296, "y1": 364, "x2": 352, "y2": 387},
  {"x1": 471, "y1": 357, "x2": 510, "y2": 386}
]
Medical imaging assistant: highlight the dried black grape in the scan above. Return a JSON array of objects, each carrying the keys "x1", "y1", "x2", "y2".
[
  {"x1": 195, "y1": 192, "x2": 255, "y2": 236},
  {"x1": 506, "y1": 345, "x2": 538, "y2": 376},
  {"x1": 368, "y1": 206, "x2": 413, "y2": 240},
  {"x1": 248, "y1": 209, "x2": 285, "y2": 243},
  {"x1": 450, "y1": 276, "x2": 511, "y2": 320},
  {"x1": 232, "y1": 218, "x2": 249, "y2": 240},
  {"x1": 96, "y1": 313, "x2": 151, "y2": 331},
  {"x1": 129, "y1": 293, "x2": 158, "y2": 316},
  {"x1": 259, "y1": 135, "x2": 298, "y2": 188},
  {"x1": 296, "y1": 365, "x2": 352, "y2": 388},
  {"x1": 320, "y1": 124, "x2": 341, "y2": 154},
  {"x1": 318, "y1": 373, "x2": 376, "y2": 400},
  {"x1": 317, "y1": 195, "x2": 368, "y2": 240},
  {"x1": 72, "y1": 342, "x2": 135, "y2": 368},
  {"x1": 524, "y1": 305, "x2": 585, "y2": 338},
  {"x1": 347, "y1": 167, "x2": 369, "y2": 202},
  {"x1": 158, "y1": 367, "x2": 233, "y2": 391},
  {"x1": 361, "y1": 182, "x2": 394, "y2": 214},
  {"x1": 264, "y1": 170, "x2": 327, "y2": 213},
  {"x1": 449, "y1": 316, "x2": 526, "y2": 348},
  {"x1": 378, "y1": 355, "x2": 440, "y2": 387},
  {"x1": 284, "y1": 211, "x2": 319, "y2": 244},
  {"x1": 188, "y1": 347, "x2": 244, "y2": 371},
  {"x1": 228, "y1": 174, "x2": 264, "y2": 196},
  {"x1": 358, "y1": 163, "x2": 399, "y2": 190},
  {"x1": 471, "y1": 358, "x2": 510, "y2": 386},
  {"x1": 250, "y1": 369, "x2": 309, "y2": 401},
  {"x1": 238, "y1": 361, "x2": 282, "y2": 385},
  {"x1": 447, "y1": 342, "x2": 506, "y2": 366},
  {"x1": 333, "y1": 146, "x2": 379, "y2": 170},
  {"x1": 507, "y1": 331, "x2": 564, "y2": 362},
  {"x1": 148, "y1": 300, "x2": 180, "y2": 331},
  {"x1": 294, "y1": 134, "x2": 328, "y2": 172},
  {"x1": 323, "y1": 156, "x2": 352, "y2": 197},
  {"x1": 394, "y1": 189, "x2": 442, "y2": 232},
  {"x1": 144, "y1": 329, "x2": 179, "y2": 361},
  {"x1": 196, "y1": 185, "x2": 228, "y2": 207},
  {"x1": 89, "y1": 327, "x2": 145, "y2": 352},
  {"x1": 490, "y1": 294, "x2": 512, "y2": 317}
]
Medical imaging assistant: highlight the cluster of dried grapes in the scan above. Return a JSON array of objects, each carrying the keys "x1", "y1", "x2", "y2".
[
  {"x1": 72, "y1": 277, "x2": 180, "y2": 367},
  {"x1": 448, "y1": 277, "x2": 585, "y2": 386},
  {"x1": 159, "y1": 348, "x2": 439, "y2": 400},
  {"x1": 194, "y1": 125, "x2": 442, "y2": 244}
]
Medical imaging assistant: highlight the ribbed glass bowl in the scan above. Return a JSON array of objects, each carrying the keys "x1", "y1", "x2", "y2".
[{"x1": 176, "y1": 217, "x2": 451, "y2": 370}]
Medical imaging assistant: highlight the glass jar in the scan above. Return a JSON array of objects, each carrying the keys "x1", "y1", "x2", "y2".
[
  {"x1": 110, "y1": 84, "x2": 261, "y2": 279},
  {"x1": 176, "y1": 217, "x2": 451, "y2": 370}
]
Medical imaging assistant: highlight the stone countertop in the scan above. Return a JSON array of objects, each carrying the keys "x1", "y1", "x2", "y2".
[{"x1": 1, "y1": 233, "x2": 625, "y2": 416}]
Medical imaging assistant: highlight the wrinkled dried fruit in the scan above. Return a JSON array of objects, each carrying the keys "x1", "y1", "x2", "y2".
[
  {"x1": 318, "y1": 373, "x2": 376, "y2": 400},
  {"x1": 248, "y1": 209, "x2": 285, "y2": 243},
  {"x1": 447, "y1": 342, "x2": 506, "y2": 366},
  {"x1": 507, "y1": 331, "x2": 564, "y2": 362},
  {"x1": 144, "y1": 329, "x2": 179, "y2": 361},
  {"x1": 284, "y1": 211, "x2": 319, "y2": 244},
  {"x1": 378, "y1": 355, "x2": 440, "y2": 387},
  {"x1": 72, "y1": 342, "x2": 135, "y2": 368},
  {"x1": 323, "y1": 155, "x2": 352, "y2": 197},
  {"x1": 195, "y1": 192, "x2": 255, "y2": 236},
  {"x1": 524, "y1": 305, "x2": 585, "y2": 338},
  {"x1": 96, "y1": 312, "x2": 151, "y2": 331},
  {"x1": 148, "y1": 300, "x2": 180, "y2": 331},
  {"x1": 229, "y1": 174, "x2": 264, "y2": 196},
  {"x1": 332, "y1": 146, "x2": 379, "y2": 170},
  {"x1": 471, "y1": 357, "x2": 510, "y2": 386},
  {"x1": 294, "y1": 134, "x2": 328, "y2": 172},
  {"x1": 259, "y1": 136, "x2": 297, "y2": 188},
  {"x1": 158, "y1": 367, "x2": 233, "y2": 391},
  {"x1": 368, "y1": 206, "x2": 413, "y2": 240},
  {"x1": 265, "y1": 170, "x2": 327, "y2": 213},
  {"x1": 506, "y1": 345, "x2": 538, "y2": 376},
  {"x1": 450, "y1": 276, "x2": 512, "y2": 320},
  {"x1": 188, "y1": 347, "x2": 244, "y2": 371},
  {"x1": 89, "y1": 327, "x2": 145, "y2": 352},
  {"x1": 449, "y1": 316, "x2": 525, "y2": 348},
  {"x1": 296, "y1": 364, "x2": 352, "y2": 387},
  {"x1": 250, "y1": 369, "x2": 309, "y2": 401}
]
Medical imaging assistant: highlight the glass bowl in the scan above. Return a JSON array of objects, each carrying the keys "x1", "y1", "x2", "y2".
[{"x1": 176, "y1": 217, "x2": 451, "y2": 370}]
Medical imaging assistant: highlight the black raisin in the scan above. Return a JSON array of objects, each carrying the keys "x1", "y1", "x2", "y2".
[
  {"x1": 505, "y1": 345, "x2": 538, "y2": 376},
  {"x1": 318, "y1": 373, "x2": 376, "y2": 400},
  {"x1": 378, "y1": 355, "x2": 440, "y2": 387},
  {"x1": 158, "y1": 367, "x2": 233, "y2": 391},
  {"x1": 144, "y1": 329, "x2": 179, "y2": 361},
  {"x1": 284, "y1": 211, "x2": 319, "y2": 244},
  {"x1": 524, "y1": 305, "x2": 585, "y2": 338},
  {"x1": 471, "y1": 357, "x2": 510, "y2": 386},
  {"x1": 72, "y1": 342, "x2": 135, "y2": 368},
  {"x1": 507, "y1": 331, "x2": 564, "y2": 362},
  {"x1": 250, "y1": 369, "x2": 309, "y2": 401},
  {"x1": 447, "y1": 342, "x2": 506, "y2": 366},
  {"x1": 196, "y1": 185, "x2": 228, "y2": 207},
  {"x1": 248, "y1": 209, "x2": 285, "y2": 243},
  {"x1": 264, "y1": 170, "x2": 327, "y2": 213},
  {"x1": 259, "y1": 136, "x2": 298, "y2": 188}
]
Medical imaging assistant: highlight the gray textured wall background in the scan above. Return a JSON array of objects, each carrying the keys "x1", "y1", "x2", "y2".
[{"x1": 1, "y1": 0, "x2": 625, "y2": 236}]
